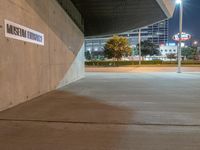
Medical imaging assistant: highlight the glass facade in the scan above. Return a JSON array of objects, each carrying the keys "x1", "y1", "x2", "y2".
[{"x1": 85, "y1": 20, "x2": 169, "y2": 52}]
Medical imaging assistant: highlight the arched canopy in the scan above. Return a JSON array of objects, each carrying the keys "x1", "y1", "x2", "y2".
[{"x1": 58, "y1": 0, "x2": 176, "y2": 37}]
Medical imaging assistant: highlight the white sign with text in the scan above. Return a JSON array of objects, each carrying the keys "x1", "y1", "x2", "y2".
[{"x1": 5, "y1": 19, "x2": 44, "y2": 45}]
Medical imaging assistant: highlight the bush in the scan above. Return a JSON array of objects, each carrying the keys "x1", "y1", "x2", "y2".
[{"x1": 85, "y1": 60, "x2": 200, "y2": 67}]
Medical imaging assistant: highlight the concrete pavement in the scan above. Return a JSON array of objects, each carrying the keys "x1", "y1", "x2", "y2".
[{"x1": 0, "y1": 72, "x2": 200, "y2": 149}]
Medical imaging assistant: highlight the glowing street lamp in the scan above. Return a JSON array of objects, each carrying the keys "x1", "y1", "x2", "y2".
[
  {"x1": 176, "y1": 0, "x2": 183, "y2": 73},
  {"x1": 176, "y1": 0, "x2": 182, "y2": 4},
  {"x1": 193, "y1": 41, "x2": 198, "y2": 45}
]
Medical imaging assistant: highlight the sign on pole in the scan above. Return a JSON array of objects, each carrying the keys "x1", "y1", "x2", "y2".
[{"x1": 172, "y1": 32, "x2": 191, "y2": 42}]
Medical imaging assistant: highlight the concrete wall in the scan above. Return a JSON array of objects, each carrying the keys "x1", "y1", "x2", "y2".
[{"x1": 0, "y1": 0, "x2": 85, "y2": 111}]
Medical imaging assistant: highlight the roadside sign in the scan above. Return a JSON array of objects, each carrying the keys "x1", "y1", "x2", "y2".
[{"x1": 172, "y1": 32, "x2": 191, "y2": 42}]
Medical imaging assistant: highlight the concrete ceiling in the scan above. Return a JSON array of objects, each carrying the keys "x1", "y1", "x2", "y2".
[{"x1": 69, "y1": 0, "x2": 175, "y2": 37}]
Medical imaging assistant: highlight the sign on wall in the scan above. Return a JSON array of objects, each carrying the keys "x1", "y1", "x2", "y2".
[{"x1": 5, "y1": 19, "x2": 44, "y2": 46}]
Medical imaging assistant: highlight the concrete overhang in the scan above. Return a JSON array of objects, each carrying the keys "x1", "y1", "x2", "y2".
[{"x1": 64, "y1": 0, "x2": 176, "y2": 37}]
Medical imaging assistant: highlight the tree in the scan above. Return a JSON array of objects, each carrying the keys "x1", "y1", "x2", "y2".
[
  {"x1": 85, "y1": 51, "x2": 92, "y2": 60},
  {"x1": 104, "y1": 35, "x2": 132, "y2": 60},
  {"x1": 182, "y1": 46, "x2": 198, "y2": 60},
  {"x1": 91, "y1": 50, "x2": 105, "y2": 60},
  {"x1": 166, "y1": 53, "x2": 177, "y2": 61},
  {"x1": 137, "y1": 40, "x2": 160, "y2": 57}
]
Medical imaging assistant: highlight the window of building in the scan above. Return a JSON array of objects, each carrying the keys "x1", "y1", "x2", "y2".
[{"x1": 94, "y1": 47, "x2": 98, "y2": 51}]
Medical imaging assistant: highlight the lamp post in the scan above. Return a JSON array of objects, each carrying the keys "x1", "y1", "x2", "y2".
[
  {"x1": 176, "y1": 0, "x2": 183, "y2": 73},
  {"x1": 138, "y1": 28, "x2": 141, "y2": 65}
]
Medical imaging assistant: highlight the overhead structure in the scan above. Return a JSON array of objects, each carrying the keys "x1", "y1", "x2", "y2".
[{"x1": 58, "y1": 0, "x2": 176, "y2": 37}]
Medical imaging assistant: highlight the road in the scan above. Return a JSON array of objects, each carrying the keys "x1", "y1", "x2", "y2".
[{"x1": 86, "y1": 66, "x2": 200, "y2": 73}]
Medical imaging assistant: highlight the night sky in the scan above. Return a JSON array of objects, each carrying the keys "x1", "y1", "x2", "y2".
[{"x1": 169, "y1": 0, "x2": 200, "y2": 43}]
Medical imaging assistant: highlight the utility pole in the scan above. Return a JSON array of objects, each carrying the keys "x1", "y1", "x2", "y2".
[
  {"x1": 138, "y1": 29, "x2": 141, "y2": 65},
  {"x1": 177, "y1": 0, "x2": 183, "y2": 73}
]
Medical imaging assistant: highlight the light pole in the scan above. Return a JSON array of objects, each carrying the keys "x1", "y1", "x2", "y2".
[
  {"x1": 138, "y1": 28, "x2": 141, "y2": 65},
  {"x1": 176, "y1": 0, "x2": 183, "y2": 73}
]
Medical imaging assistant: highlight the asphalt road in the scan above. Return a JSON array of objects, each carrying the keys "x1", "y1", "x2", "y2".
[
  {"x1": 0, "y1": 72, "x2": 200, "y2": 150},
  {"x1": 86, "y1": 66, "x2": 200, "y2": 73}
]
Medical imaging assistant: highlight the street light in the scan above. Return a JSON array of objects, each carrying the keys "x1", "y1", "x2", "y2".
[
  {"x1": 176, "y1": 0, "x2": 183, "y2": 73},
  {"x1": 193, "y1": 41, "x2": 198, "y2": 45},
  {"x1": 176, "y1": 0, "x2": 182, "y2": 4}
]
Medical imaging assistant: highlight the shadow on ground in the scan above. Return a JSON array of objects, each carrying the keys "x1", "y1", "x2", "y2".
[
  {"x1": 0, "y1": 89, "x2": 135, "y2": 150},
  {"x1": 0, "y1": 90, "x2": 134, "y2": 124}
]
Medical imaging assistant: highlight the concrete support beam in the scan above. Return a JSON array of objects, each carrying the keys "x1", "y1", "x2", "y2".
[{"x1": 156, "y1": 0, "x2": 176, "y2": 18}]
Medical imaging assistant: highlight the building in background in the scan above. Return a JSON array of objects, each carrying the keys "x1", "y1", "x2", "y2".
[
  {"x1": 85, "y1": 20, "x2": 169, "y2": 53},
  {"x1": 159, "y1": 44, "x2": 177, "y2": 56}
]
